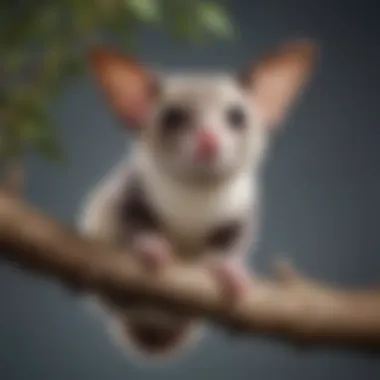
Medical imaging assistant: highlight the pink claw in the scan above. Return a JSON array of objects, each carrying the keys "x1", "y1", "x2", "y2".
[
  {"x1": 133, "y1": 234, "x2": 172, "y2": 272},
  {"x1": 210, "y1": 260, "x2": 251, "y2": 303}
]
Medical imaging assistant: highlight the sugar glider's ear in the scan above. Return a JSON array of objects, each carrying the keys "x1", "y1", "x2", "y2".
[
  {"x1": 241, "y1": 40, "x2": 318, "y2": 130},
  {"x1": 88, "y1": 46, "x2": 158, "y2": 128}
]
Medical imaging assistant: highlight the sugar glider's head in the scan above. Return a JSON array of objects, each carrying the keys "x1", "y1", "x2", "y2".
[{"x1": 89, "y1": 41, "x2": 317, "y2": 184}]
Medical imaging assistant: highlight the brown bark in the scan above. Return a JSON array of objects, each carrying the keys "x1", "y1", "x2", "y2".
[{"x1": 0, "y1": 188, "x2": 380, "y2": 351}]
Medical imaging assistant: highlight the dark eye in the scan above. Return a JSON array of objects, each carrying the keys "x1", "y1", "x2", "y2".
[
  {"x1": 226, "y1": 105, "x2": 246, "y2": 130},
  {"x1": 160, "y1": 106, "x2": 189, "y2": 133}
]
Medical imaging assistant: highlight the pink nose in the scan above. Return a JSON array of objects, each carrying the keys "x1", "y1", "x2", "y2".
[{"x1": 195, "y1": 130, "x2": 219, "y2": 160}]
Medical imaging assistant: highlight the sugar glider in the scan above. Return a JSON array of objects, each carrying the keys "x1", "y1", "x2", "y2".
[{"x1": 78, "y1": 40, "x2": 316, "y2": 360}]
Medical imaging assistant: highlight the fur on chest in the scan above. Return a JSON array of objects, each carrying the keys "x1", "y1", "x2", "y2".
[
  {"x1": 133, "y1": 152, "x2": 255, "y2": 245},
  {"x1": 148, "y1": 176, "x2": 252, "y2": 240}
]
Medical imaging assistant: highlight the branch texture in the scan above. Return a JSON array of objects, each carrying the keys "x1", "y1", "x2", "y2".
[{"x1": 0, "y1": 189, "x2": 380, "y2": 351}]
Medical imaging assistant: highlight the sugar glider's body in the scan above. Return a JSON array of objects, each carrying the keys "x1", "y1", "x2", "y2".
[
  {"x1": 79, "y1": 142, "x2": 258, "y2": 358},
  {"x1": 79, "y1": 40, "x2": 316, "y2": 361}
]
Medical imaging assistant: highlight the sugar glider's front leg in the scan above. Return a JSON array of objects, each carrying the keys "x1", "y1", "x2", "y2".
[
  {"x1": 79, "y1": 170, "x2": 195, "y2": 357},
  {"x1": 78, "y1": 166, "x2": 173, "y2": 288},
  {"x1": 205, "y1": 216, "x2": 255, "y2": 304},
  {"x1": 118, "y1": 178, "x2": 173, "y2": 272}
]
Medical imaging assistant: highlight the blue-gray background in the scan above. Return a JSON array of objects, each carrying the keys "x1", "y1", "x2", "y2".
[{"x1": 1, "y1": 0, "x2": 380, "y2": 379}]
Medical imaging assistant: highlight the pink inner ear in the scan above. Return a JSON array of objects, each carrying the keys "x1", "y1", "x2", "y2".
[
  {"x1": 246, "y1": 40, "x2": 317, "y2": 129},
  {"x1": 113, "y1": 77, "x2": 150, "y2": 126},
  {"x1": 89, "y1": 47, "x2": 155, "y2": 128},
  {"x1": 121, "y1": 93, "x2": 149, "y2": 126}
]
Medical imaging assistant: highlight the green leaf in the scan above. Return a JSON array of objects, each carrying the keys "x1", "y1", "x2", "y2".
[
  {"x1": 8, "y1": 100, "x2": 65, "y2": 162},
  {"x1": 0, "y1": 0, "x2": 236, "y2": 164},
  {"x1": 162, "y1": 1, "x2": 205, "y2": 42},
  {"x1": 124, "y1": 0, "x2": 161, "y2": 22},
  {"x1": 20, "y1": 120, "x2": 41, "y2": 141},
  {"x1": 29, "y1": 116, "x2": 64, "y2": 161},
  {"x1": 0, "y1": 127, "x2": 8, "y2": 158},
  {"x1": 197, "y1": 2, "x2": 234, "y2": 38},
  {"x1": 106, "y1": 10, "x2": 136, "y2": 50},
  {"x1": 35, "y1": 133, "x2": 64, "y2": 161},
  {"x1": 4, "y1": 50, "x2": 25, "y2": 72},
  {"x1": 62, "y1": 58, "x2": 84, "y2": 77}
]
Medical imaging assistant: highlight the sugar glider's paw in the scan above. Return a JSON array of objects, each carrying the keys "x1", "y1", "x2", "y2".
[
  {"x1": 208, "y1": 259, "x2": 251, "y2": 304},
  {"x1": 132, "y1": 233, "x2": 173, "y2": 272}
]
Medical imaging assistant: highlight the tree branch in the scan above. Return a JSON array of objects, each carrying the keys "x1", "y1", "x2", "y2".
[{"x1": 0, "y1": 188, "x2": 380, "y2": 351}]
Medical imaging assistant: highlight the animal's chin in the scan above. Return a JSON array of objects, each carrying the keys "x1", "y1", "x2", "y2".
[
  {"x1": 172, "y1": 160, "x2": 236, "y2": 185},
  {"x1": 154, "y1": 151, "x2": 239, "y2": 185}
]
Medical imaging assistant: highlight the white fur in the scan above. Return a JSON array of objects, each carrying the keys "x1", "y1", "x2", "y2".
[
  {"x1": 77, "y1": 156, "x2": 130, "y2": 239},
  {"x1": 133, "y1": 143, "x2": 256, "y2": 243}
]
